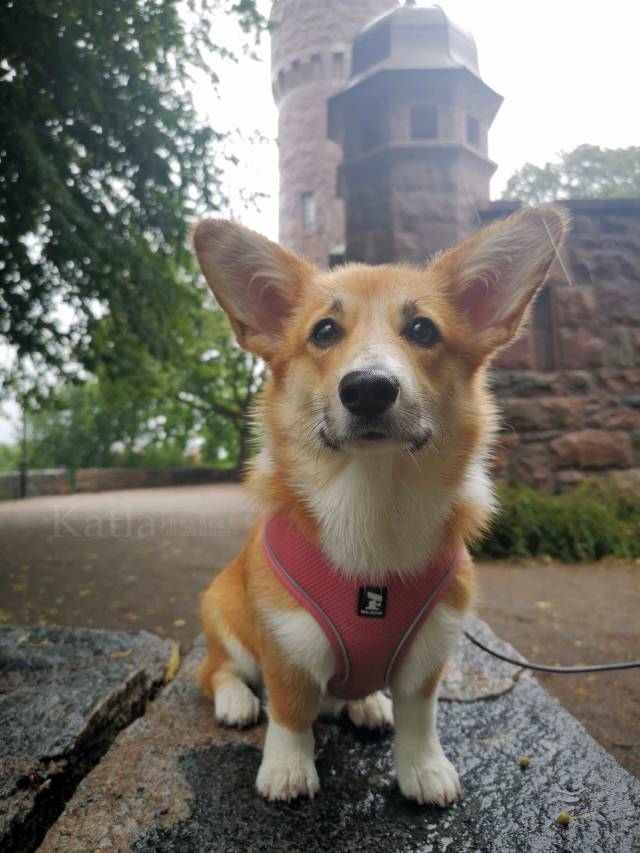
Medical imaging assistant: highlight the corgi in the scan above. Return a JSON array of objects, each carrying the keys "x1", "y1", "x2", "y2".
[{"x1": 192, "y1": 206, "x2": 567, "y2": 805}]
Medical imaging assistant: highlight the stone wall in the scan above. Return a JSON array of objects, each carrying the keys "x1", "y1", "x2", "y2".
[
  {"x1": 484, "y1": 198, "x2": 640, "y2": 491},
  {"x1": 0, "y1": 467, "x2": 236, "y2": 502},
  {"x1": 0, "y1": 469, "x2": 71, "y2": 501},
  {"x1": 74, "y1": 467, "x2": 236, "y2": 493}
]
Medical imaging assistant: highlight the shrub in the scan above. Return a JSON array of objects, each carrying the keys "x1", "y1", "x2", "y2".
[{"x1": 476, "y1": 480, "x2": 640, "y2": 562}]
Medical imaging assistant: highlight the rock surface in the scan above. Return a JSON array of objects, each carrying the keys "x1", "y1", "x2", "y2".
[
  {"x1": 40, "y1": 618, "x2": 640, "y2": 852},
  {"x1": 0, "y1": 625, "x2": 174, "y2": 853}
]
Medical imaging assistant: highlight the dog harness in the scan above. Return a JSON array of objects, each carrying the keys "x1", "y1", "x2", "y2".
[{"x1": 262, "y1": 511, "x2": 463, "y2": 700}]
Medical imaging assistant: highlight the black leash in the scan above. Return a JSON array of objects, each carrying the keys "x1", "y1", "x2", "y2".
[{"x1": 464, "y1": 630, "x2": 640, "y2": 674}]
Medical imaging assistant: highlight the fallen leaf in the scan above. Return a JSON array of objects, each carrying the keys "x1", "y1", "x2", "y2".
[
  {"x1": 173, "y1": 618, "x2": 186, "y2": 628},
  {"x1": 164, "y1": 643, "x2": 181, "y2": 683},
  {"x1": 111, "y1": 649, "x2": 133, "y2": 660}
]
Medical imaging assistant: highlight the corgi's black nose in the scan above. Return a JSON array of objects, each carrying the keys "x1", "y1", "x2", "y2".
[{"x1": 339, "y1": 370, "x2": 399, "y2": 417}]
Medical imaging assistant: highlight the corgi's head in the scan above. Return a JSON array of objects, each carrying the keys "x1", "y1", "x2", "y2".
[{"x1": 193, "y1": 207, "x2": 566, "y2": 464}]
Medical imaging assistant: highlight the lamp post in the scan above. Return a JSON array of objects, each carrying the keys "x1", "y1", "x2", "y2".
[{"x1": 19, "y1": 399, "x2": 28, "y2": 499}]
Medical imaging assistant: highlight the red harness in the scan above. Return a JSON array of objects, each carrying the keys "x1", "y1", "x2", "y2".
[{"x1": 262, "y1": 511, "x2": 463, "y2": 700}]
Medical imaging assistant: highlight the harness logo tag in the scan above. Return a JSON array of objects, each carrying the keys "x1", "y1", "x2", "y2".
[{"x1": 358, "y1": 586, "x2": 387, "y2": 618}]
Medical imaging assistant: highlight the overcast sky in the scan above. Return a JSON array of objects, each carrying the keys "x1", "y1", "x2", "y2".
[{"x1": 1, "y1": 0, "x2": 638, "y2": 442}]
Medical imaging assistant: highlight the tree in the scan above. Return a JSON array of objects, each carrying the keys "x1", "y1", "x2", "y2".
[
  {"x1": 0, "y1": 0, "x2": 266, "y2": 375},
  {"x1": 502, "y1": 144, "x2": 640, "y2": 205},
  {"x1": 1, "y1": 0, "x2": 268, "y2": 471},
  {"x1": 0, "y1": 442, "x2": 21, "y2": 472},
  {"x1": 89, "y1": 287, "x2": 264, "y2": 471},
  {"x1": 23, "y1": 311, "x2": 263, "y2": 472}
]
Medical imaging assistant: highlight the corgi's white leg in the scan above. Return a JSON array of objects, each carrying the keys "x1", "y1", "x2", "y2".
[
  {"x1": 393, "y1": 689, "x2": 460, "y2": 806},
  {"x1": 210, "y1": 629, "x2": 261, "y2": 728},
  {"x1": 347, "y1": 691, "x2": 393, "y2": 730},
  {"x1": 256, "y1": 718, "x2": 319, "y2": 801},
  {"x1": 256, "y1": 663, "x2": 321, "y2": 801},
  {"x1": 214, "y1": 668, "x2": 261, "y2": 728}
]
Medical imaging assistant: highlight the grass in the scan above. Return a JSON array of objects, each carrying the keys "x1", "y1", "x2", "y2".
[{"x1": 476, "y1": 479, "x2": 640, "y2": 562}]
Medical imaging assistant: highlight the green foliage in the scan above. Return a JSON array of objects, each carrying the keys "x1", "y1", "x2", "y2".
[
  {"x1": 0, "y1": 442, "x2": 21, "y2": 472},
  {"x1": 0, "y1": 0, "x2": 266, "y2": 374},
  {"x1": 25, "y1": 381, "x2": 192, "y2": 470},
  {"x1": 477, "y1": 481, "x2": 640, "y2": 562},
  {"x1": 0, "y1": 0, "x2": 268, "y2": 469},
  {"x1": 502, "y1": 144, "x2": 640, "y2": 205},
  {"x1": 22, "y1": 300, "x2": 263, "y2": 472},
  {"x1": 88, "y1": 285, "x2": 264, "y2": 469}
]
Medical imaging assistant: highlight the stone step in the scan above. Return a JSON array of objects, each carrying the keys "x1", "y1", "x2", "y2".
[
  {"x1": 31, "y1": 618, "x2": 640, "y2": 852},
  {"x1": 0, "y1": 625, "x2": 174, "y2": 853}
]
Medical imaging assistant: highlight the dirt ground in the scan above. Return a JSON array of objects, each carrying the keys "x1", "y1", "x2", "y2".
[{"x1": 0, "y1": 484, "x2": 638, "y2": 777}]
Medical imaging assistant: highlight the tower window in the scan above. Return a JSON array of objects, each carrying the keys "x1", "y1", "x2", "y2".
[
  {"x1": 329, "y1": 244, "x2": 346, "y2": 268},
  {"x1": 301, "y1": 192, "x2": 316, "y2": 234},
  {"x1": 466, "y1": 114, "x2": 480, "y2": 147},
  {"x1": 311, "y1": 53, "x2": 322, "y2": 78},
  {"x1": 332, "y1": 52, "x2": 344, "y2": 77},
  {"x1": 411, "y1": 105, "x2": 438, "y2": 140}
]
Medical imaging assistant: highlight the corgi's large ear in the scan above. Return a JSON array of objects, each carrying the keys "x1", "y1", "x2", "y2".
[
  {"x1": 439, "y1": 206, "x2": 568, "y2": 355},
  {"x1": 193, "y1": 219, "x2": 313, "y2": 360}
]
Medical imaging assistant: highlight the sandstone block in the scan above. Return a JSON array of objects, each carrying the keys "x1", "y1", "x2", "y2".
[
  {"x1": 493, "y1": 330, "x2": 534, "y2": 370},
  {"x1": 552, "y1": 285, "x2": 596, "y2": 326},
  {"x1": 586, "y1": 403, "x2": 640, "y2": 431},
  {"x1": 551, "y1": 430, "x2": 633, "y2": 470},
  {"x1": 491, "y1": 432, "x2": 519, "y2": 476},
  {"x1": 510, "y1": 443, "x2": 551, "y2": 488},
  {"x1": 606, "y1": 327, "x2": 637, "y2": 368},
  {"x1": 500, "y1": 396, "x2": 582, "y2": 433},
  {"x1": 555, "y1": 328, "x2": 605, "y2": 370},
  {"x1": 598, "y1": 276, "x2": 640, "y2": 323},
  {"x1": 600, "y1": 369, "x2": 640, "y2": 394},
  {"x1": 555, "y1": 470, "x2": 588, "y2": 492}
]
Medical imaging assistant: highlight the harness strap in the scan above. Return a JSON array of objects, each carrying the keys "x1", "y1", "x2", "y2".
[{"x1": 262, "y1": 511, "x2": 463, "y2": 700}]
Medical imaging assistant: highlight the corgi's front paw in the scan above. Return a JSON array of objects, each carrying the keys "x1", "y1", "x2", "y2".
[
  {"x1": 214, "y1": 680, "x2": 261, "y2": 728},
  {"x1": 397, "y1": 755, "x2": 461, "y2": 807},
  {"x1": 256, "y1": 754, "x2": 320, "y2": 801},
  {"x1": 347, "y1": 691, "x2": 393, "y2": 730}
]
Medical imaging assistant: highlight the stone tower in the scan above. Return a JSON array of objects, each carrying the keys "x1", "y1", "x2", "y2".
[
  {"x1": 328, "y1": 3, "x2": 503, "y2": 264},
  {"x1": 270, "y1": 0, "x2": 398, "y2": 267}
]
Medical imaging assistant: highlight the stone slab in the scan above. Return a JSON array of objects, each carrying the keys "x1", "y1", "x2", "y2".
[
  {"x1": 0, "y1": 625, "x2": 174, "y2": 853},
  {"x1": 40, "y1": 618, "x2": 639, "y2": 852}
]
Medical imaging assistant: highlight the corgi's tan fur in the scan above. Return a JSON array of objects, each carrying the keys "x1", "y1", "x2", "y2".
[{"x1": 193, "y1": 207, "x2": 567, "y2": 804}]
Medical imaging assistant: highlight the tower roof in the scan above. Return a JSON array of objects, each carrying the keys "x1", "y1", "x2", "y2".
[{"x1": 349, "y1": 3, "x2": 481, "y2": 86}]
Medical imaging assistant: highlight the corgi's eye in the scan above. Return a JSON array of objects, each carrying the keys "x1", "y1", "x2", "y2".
[
  {"x1": 311, "y1": 318, "x2": 343, "y2": 348},
  {"x1": 404, "y1": 317, "x2": 440, "y2": 348}
]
